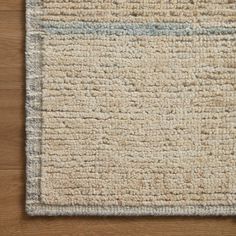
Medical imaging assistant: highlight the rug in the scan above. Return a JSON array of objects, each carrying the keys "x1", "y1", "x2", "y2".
[{"x1": 26, "y1": 0, "x2": 236, "y2": 216}]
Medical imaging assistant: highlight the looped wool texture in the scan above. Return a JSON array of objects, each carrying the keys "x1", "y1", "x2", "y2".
[{"x1": 26, "y1": 0, "x2": 236, "y2": 216}]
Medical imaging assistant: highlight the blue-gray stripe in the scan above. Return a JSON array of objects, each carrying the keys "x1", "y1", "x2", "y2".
[{"x1": 42, "y1": 22, "x2": 236, "y2": 36}]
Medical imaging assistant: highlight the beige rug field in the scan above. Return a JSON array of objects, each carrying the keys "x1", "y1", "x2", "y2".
[{"x1": 26, "y1": 0, "x2": 236, "y2": 216}]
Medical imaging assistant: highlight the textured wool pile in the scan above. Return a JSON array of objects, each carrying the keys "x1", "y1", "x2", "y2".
[{"x1": 26, "y1": 0, "x2": 236, "y2": 216}]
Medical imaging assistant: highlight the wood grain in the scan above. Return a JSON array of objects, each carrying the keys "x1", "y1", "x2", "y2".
[
  {"x1": 0, "y1": 89, "x2": 24, "y2": 170},
  {"x1": 0, "y1": 68, "x2": 24, "y2": 90},
  {"x1": 0, "y1": 0, "x2": 24, "y2": 11},
  {"x1": 0, "y1": 11, "x2": 24, "y2": 68},
  {"x1": 0, "y1": 2, "x2": 235, "y2": 235}
]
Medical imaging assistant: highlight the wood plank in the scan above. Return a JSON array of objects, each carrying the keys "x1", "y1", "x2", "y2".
[
  {"x1": 0, "y1": 11, "x2": 25, "y2": 169},
  {"x1": 0, "y1": 67, "x2": 24, "y2": 90},
  {"x1": 0, "y1": 11, "x2": 24, "y2": 68},
  {"x1": 0, "y1": 0, "x2": 24, "y2": 11},
  {"x1": 1, "y1": 170, "x2": 236, "y2": 236},
  {"x1": 0, "y1": 90, "x2": 24, "y2": 170}
]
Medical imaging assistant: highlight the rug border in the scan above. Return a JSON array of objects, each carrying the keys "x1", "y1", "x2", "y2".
[
  {"x1": 25, "y1": 0, "x2": 236, "y2": 216},
  {"x1": 26, "y1": 204, "x2": 236, "y2": 216}
]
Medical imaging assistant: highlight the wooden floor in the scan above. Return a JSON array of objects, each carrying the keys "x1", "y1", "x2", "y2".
[{"x1": 0, "y1": 1, "x2": 236, "y2": 235}]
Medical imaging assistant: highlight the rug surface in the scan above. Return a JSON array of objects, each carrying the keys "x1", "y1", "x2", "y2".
[{"x1": 26, "y1": 0, "x2": 236, "y2": 216}]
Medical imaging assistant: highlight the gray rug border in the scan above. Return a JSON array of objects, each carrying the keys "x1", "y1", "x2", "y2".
[
  {"x1": 25, "y1": 0, "x2": 236, "y2": 216},
  {"x1": 27, "y1": 205, "x2": 236, "y2": 216}
]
